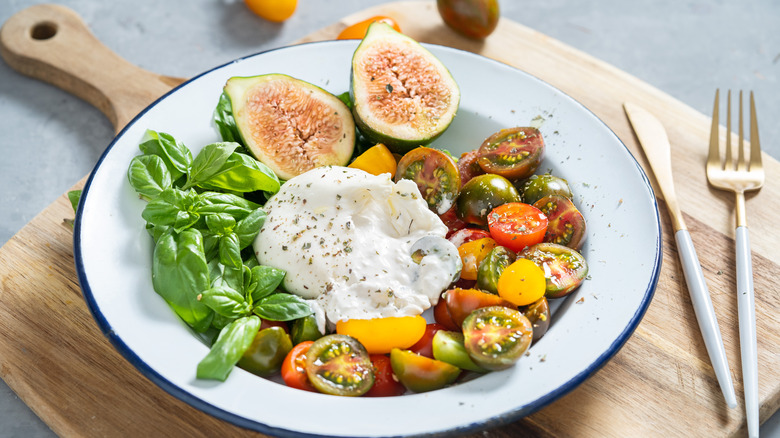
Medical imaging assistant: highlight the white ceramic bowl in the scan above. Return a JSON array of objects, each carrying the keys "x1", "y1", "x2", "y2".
[{"x1": 74, "y1": 40, "x2": 661, "y2": 437}]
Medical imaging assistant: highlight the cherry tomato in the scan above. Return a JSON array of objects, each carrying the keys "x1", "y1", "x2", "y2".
[
  {"x1": 348, "y1": 143, "x2": 397, "y2": 176},
  {"x1": 336, "y1": 315, "x2": 426, "y2": 354},
  {"x1": 487, "y1": 202, "x2": 548, "y2": 252},
  {"x1": 456, "y1": 174, "x2": 521, "y2": 227},
  {"x1": 437, "y1": 0, "x2": 500, "y2": 40},
  {"x1": 408, "y1": 323, "x2": 447, "y2": 358},
  {"x1": 520, "y1": 297, "x2": 551, "y2": 343},
  {"x1": 238, "y1": 327, "x2": 293, "y2": 377},
  {"x1": 533, "y1": 195, "x2": 587, "y2": 250},
  {"x1": 447, "y1": 227, "x2": 491, "y2": 248},
  {"x1": 439, "y1": 204, "x2": 468, "y2": 237},
  {"x1": 281, "y1": 341, "x2": 317, "y2": 392},
  {"x1": 456, "y1": 149, "x2": 485, "y2": 187},
  {"x1": 395, "y1": 147, "x2": 461, "y2": 215},
  {"x1": 390, "y1": 348, "x2": 461, "y2": 393},
  {"x1": 457, "y1": 237, "x2": 497, "y2": 281},
  {"x1": 477, "y1": 127, "x2": 545, "y2": 180},
  {"x1": 519, "y1": 243, "x2": 589, "y2": 298},
  {"x1": 260, "y1": 318, "x2": 289, "y2": 333},
  {"x1": 433, "y1": 295, "x2": 460, "y2": 331},
  {"x1": 462, "y1": 306, "x2": 533, "y2": 371},
  {"x1": 497, "y1": 258, "x2": 547, "y2": 306},
  {"x1": 305, "y1": 334, "x2": 375, "y2": 396},
  {"x1": 244, "y1": 0, "x2": 297, "y2": 23},
  {"x1": 290, "y1": 315, "x2": 322, "y2": 345},
  {"x1": 432, "y1": 330, "x2": 488, "y2": 373},
  {"x1": 337, "y1": 15, "x2": 402, "y2": 40},
  {"x1": 522, "y1": 174, "x2": 573, "y2": 205},
  {"x1": 364, "y1": 354, "x2": 406, "y2": 397},
  {"x1": 445, "y1": 288, "x2": 514, "y2": 328},
  {"x1": 476, "y1": 245, "x2": 517, "y2": 294}
]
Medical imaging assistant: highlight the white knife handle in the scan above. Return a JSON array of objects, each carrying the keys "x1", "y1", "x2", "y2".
[
  {"x1": 736, "y1": 226, "x2": 758, "y2": 437},
  {"x1": 675, "y1": 229, "x2": 737, "y2": 408}
]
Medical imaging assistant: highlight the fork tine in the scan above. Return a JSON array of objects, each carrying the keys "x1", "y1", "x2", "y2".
[
  {"x1": 737, "y1": 90, "x2": 747, "y2": 172},
  {"x1": 749, "y1": 91, "x2": 763, "y2": 172},
  {"x1": 726, "y1": 90, "x2": 733, "y2": 170},
  {"x1": 708, "y1": 89, "x2": 721, "y2": 169}
]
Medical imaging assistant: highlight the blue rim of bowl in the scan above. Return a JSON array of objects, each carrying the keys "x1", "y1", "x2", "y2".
[{"x1": 73, "y1": 40, "x2": 662, "y2": 438}]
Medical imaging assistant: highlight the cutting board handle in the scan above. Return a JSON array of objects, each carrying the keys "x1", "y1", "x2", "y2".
[{"x1": 0, "y1": 4, "x2": 185, "y2": 133}]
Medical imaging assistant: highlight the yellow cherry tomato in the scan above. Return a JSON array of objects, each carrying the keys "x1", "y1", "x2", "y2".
[
  {"x1": 336, "y1": 315, "x2": 426, "y2": 354},
  {"x1": 497, "y1": 258, "x2": 546, "y2": 306},
  {"x1": 457, "y1": 237, "x2": 497, "y2": 281},
  {"x1": 348, "y1": 143, "x2": 397, "y2": 176},
  {"x1": 244, "y1": 0, "x2": 297, "y2": 23},
  {"x1": 337, "y1": 15, "x2": 402, "y2": 40}
]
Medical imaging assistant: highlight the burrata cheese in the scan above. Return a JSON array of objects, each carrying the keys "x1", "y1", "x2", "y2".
[{"x1": 254, "y1": 166, "x2": 459, "y2": 325}]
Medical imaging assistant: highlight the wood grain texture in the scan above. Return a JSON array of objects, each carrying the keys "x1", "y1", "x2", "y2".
[{"x1": 1, "y1": 2, "x2": 778, "y2": 437}]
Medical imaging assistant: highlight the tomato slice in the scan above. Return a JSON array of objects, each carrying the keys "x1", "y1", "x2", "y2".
[
  {"x1": 431, "y1": 330, "x2": 488, "y2": 373},
  {"x1": 532, "y1": 195, "x2": 587, "y2": 250},
  {"x1": 238, "y1": 327, "x2": 293, "y2": 377},
  {"x1": 390, "y1": 348, "x2": 461, "y2": 393},
  {"x1": 395, "y1": 147, "x2": 461, "y2": 214},
  {"x1": 439, "y1": 204, "x2": 468, "y2": 237},
  {"x1": 364, "y1": 354, "x2": 406, "y2": 397},
  {"x1": 497, "y1": 258, "x2": 547, "y2": 307},
  {"x1": 477, "y1": 127, "x2": 545, "y2": 180},
  {"x1": 520, "y1": 297, "x2": 551, "y2": 343},
  {"x1": 305, "y1": 334, "x2": 375, "y2": 396},
  {"x1": 456, "y1": 149, "x2": 485, "y2": 187},
  {"x1": 462, "y1": 306, "x2": 533, "y2": 371},
  {"x1": 337, "y1": 15, "x2": 402, "y2": 40},
  {"x1": 487, "y1": 202, "x2": 548, "y2": 252},
  {"x1": 433, "y1": 296, "x2": 460, "y2": 332},
  {"x1": 281, "y1": 341, "x2": 317, "y2": 392},
  {"x1": 456, "y1": 174, "x2": 521, "y2": 227},
  {"x1": 408, "y1": 323, "x2": 447, "y2": 359},
  {"x1": 447, "y1": 227, "x2": 491, "y2": 248},
  {"x1": 519, "y1": 242, "x2": 589, "y2": 298},
  {"x1": 445, "y1": 288, "x2": 514, "y2": 328},
  {"x1": 290, "y1": 314, "x2": 323, "y2": 345},
  {"x1": 476, "y1": 245, "x2": 517, "y2": 295},
  {"x1": 336, "y1": 316, "x2": 426, "y2": 354},
  {"x1": 457, "y1": 237, "x2": 497, "y2": 281},
  {"x1": 348, "y1": 143, "x2": 397, "y2": 176}
]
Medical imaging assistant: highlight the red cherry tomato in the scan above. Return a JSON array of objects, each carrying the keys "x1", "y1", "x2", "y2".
[
  {"x1": 408, "y1": 323, "x2": 447, "y2": 358},
  {"x1": 456, "y1": 149, "x2": 485, "y2": 187},
  {"x1": 433, "y1": 296, "x2": 460, "y2": 331},
  {"x1": 487, "y1": 202, "x2": 548, "y2": 252},
  {"x1": 447, "y1": 227, "x2": 491, "y2": 248},
  {"x1": 364, "y1": 354, "x2": 406, "y2": 397},
  {"x1": 439, "y1": 204, "x2": 468, "y2": 237},
  {"x1": 477, "y1": 127, "x2": 545, "y2": 180},
  {"x1": 281, "y1": 341, "x2": 317, "y2": 392},
  {"x1": 533, "y1": 195, "x2": 587, "y2": 250},
  {"x1": 260, "y1": 318, "x2": 289, "y2": 333}
]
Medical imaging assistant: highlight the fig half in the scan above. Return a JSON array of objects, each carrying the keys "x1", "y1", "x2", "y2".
[
  {"x1": 224, "y1": 74, "x2": 355, "y2": 180},
  {"x1": 350, "y1": 22, "x2": 460, "y2": 154}
]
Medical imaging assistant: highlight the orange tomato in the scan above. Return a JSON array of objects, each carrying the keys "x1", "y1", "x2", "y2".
[
  {"x1": 244, "y1": 0, "x2": 297, "y2": 23},
  {"x1": 457, "y1": 237, "x2": 497, "y2": 280},
  {"x1": 348, "y1": 143, "x2": 397, "y2": 176},
  {"x1": 337, "y1": 16, "x2": 402, "y2": 40},
  {"x1": 497, "y1": 259, "x2": 546, "y2": 306},
  {"x1": 336, "y1": 315, "x2": 426, "y2": 354},
  {"x1": 487, "y1": 202, "x2": 548, "y2": 252}
]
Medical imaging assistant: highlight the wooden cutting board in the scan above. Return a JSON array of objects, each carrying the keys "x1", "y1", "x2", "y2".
[{"x1": 1, "y1": 2, "x2": 778, "y2": 437}]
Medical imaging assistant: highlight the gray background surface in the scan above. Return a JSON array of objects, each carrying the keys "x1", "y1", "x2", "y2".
[{"x1": 1, "y1": 0, "x2": 778, "y2": 436}]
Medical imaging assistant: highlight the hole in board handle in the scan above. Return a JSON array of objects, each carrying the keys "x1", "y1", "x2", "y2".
[{"x1": 31, "y1": 21, "x2": 58, "y2": 40}]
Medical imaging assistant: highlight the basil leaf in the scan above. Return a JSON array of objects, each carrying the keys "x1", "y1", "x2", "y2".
[
  {"x1": 67, "y1": 190, "x2": 82, "y2": 213},
  {"x1": 145, "y1": 222, "x2": 171, "y2": 243},
  {"x1": 208, "y1": 259, "x2": 244, "y2": 293},
  {"x1": 128, "y1": 155, "x2": 171, "y2": 199},
  {"x1": 214, "y1": 92, "x2": 243, "y2": 144},
  {"x1": 247, "y1": 265, "x2": 286, "y2": 302},
  {"x1": 142, "y1": 188, "x2": 201, "y2": 232},
  {"x1": 196, "y1": 315, "x2": 260, "y2": 381},
  {"x1": 211, "y1": 313, "x2": 233, "y2": 331},
  {"x1": 152, "y1": 228, "x2": 213, "y2": 332},
  {"x1": 184, "y1": 142, "x2": 238, "y2": 190},
  {"x1": 199, "y1": 285, "x2": 252, "y2": 319},
  {"x1": 198, "y1": 191, "x2": 259, "y2": 220},
  {"x1": 235, "y1": 208, "x2": 267, "y2": 249},
  {"x1": 252, "y1": 293, "x2": 311, "y2": 321},
  {"x1": 219, "y1": 233, "x2": 242, "y2": 269},
  {"x1": 138, "y1": 130, "x2": 192, "y2": 182},
  {"x1": 196, "y1": 152, "x2": 281, "y2": 194},
  {"x1": 205, "y1": 213, "x2": 236, "y2": 235}
]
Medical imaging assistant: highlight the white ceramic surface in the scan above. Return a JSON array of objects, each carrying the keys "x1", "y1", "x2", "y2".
[{"x1": 74, "y1": 40, "x2": 661, "y2": 437}]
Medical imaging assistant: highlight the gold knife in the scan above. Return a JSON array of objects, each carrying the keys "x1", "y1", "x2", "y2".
[{"x1": 623, "y1": 102, "x2": 737, "y2": 408}]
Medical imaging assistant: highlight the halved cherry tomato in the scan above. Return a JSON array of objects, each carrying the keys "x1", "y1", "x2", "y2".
[
  {"x1": 290, "y1": 314, "x2": 322, "y2": 345},
  {"x1": 244, "y1": 0, "x2": 297, "y2": 22},
  {"x1": 348, "y1": 143, "x2": 397, "y2": 176},
  {"x1": 434, "y1": 295, "x2": 460, "y2": 331},
  {"x1": 448, "y1": 227, "x2": 491, "y2": 248},
  {"x1": 522, "y1": 174, "x2": 573, "y2": 205},
  {"x1": 519, "y1": 242, "x2": 589, "y2": 298},
  {"x1": 462, "y1": 306, "x2": 533, "y2": 371},
  {"x1": 238, "y1": 327, "x2": 293, "y2": 377},
  {"x1": 457, "y1": 237, "x2": 497, "y2": 281},
  {"x1": 520, "y1": 297, "x2": 551, "y2": 343},
  {"x1": 364, "y1": 354, "x2": 406, "y2": 397},
  {"x1": 438, "y1": 204, "x2": 468, "y2": 237},
  {"x1": 408, "y1": 323, "x2": 447, "y2": 358},
  {"x1": 337, "y1": 15, "x2": 402, "y2": 40},
  {"x1": 432, "y1": 330, "x2": 488, "y2": 373},
  {"x1": 487, "y1": 202, "x2": 548, "y2": 252},
  {"x1": 497, "y1": 258, "x2": 546, "y2": 306},
  {"x1": 533, "y1": 195, "x2": 587, "y2": 250},
  {"x1": 395, "y1": 147, "x2": 461, "y2": 214},
  {"x1": 390, "y1": 348, "x2": 461, "y2": 393},
  {"x1": 305, "y1": 334, "x2": 374, "y2": 396},
  {"x1": 445, "y1": 288, "x2": 514, "y2": 328},
  {"x1": 281, "y1": 341, "x2": 317, "y2": 392},
  {"x1": 476, "y1": 245, "x2": 517, "y2": 294},
  {"x1": 260, "y1": 318, "x2": 289, "y2": 334},
  {"x1": 336, "y1": 315, "x2": 426, "y2": 354},
  {"x1": 456, "y1": 174, "x2": 521, "y2": 226},
  {"x1": 456, "y1": 149, "x2": 485, "y2": 187},
  {"x1": 477, "y1": 127, "x2": 545, "y2": 180}
]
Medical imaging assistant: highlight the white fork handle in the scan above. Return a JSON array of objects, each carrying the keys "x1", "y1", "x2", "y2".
[
  {"x1": 675, "y1": 229, "x2": 737, "y2": 408},
  {"x1": 737, "y1": 226, "x2": 759, "y2": 438}
]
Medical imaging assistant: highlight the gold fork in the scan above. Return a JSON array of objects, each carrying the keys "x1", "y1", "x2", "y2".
[{"x1": 706, "y1": 90, "x2": 764, "y2": 438}]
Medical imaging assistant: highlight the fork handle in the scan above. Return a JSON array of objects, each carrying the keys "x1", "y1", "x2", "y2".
[
  {"x1": 674, "y1": 229, "x2": 737, "y2": 408},
  {"x1": 736, "y1": 225, "x2": 759, "y2": 437}
]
